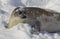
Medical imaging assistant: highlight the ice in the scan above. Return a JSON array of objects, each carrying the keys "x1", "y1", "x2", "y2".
[{"x1": 0, "y1": 0, "x2": 60, "y2": 39}]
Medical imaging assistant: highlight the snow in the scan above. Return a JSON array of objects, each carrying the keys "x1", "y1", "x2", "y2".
[{"x1": 0, "y1": 0, "x2": 60, "y2": 39}]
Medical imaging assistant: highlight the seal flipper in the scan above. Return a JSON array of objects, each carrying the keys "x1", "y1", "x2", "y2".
[{"x1": 30, "y1": 20, "x2": 41, "y2": 35}]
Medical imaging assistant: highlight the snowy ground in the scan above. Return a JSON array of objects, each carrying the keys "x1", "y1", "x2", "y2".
[{"x1": 0, "y1": 0, "x2": 60, "y2": 39}]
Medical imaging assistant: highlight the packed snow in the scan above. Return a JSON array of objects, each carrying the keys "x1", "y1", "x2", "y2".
[{"x1": 0, "y1": 0, "x2": 60, "y2": 39}]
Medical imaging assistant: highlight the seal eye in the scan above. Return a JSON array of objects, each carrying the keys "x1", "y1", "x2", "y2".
[
  {"x1": 22, "y1": 15, "x2": 26, "y2": 18},
  {"x1": 18, "y1": 11, "x2": 22, "y2": 15}
]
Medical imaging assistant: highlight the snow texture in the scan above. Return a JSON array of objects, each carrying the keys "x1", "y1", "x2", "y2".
[{"x1": 0, "y1": 0, "x2": 60, "y2": 39}]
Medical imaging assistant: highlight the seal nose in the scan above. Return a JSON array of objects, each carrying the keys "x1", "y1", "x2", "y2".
[{"x1": 5, "y1": 24, "x2": 9, "y2": 29}]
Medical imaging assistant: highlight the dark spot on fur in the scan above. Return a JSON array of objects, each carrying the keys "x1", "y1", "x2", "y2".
[{"x1": 57, "y1": 16, "x2": 60, "y2": 21}]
